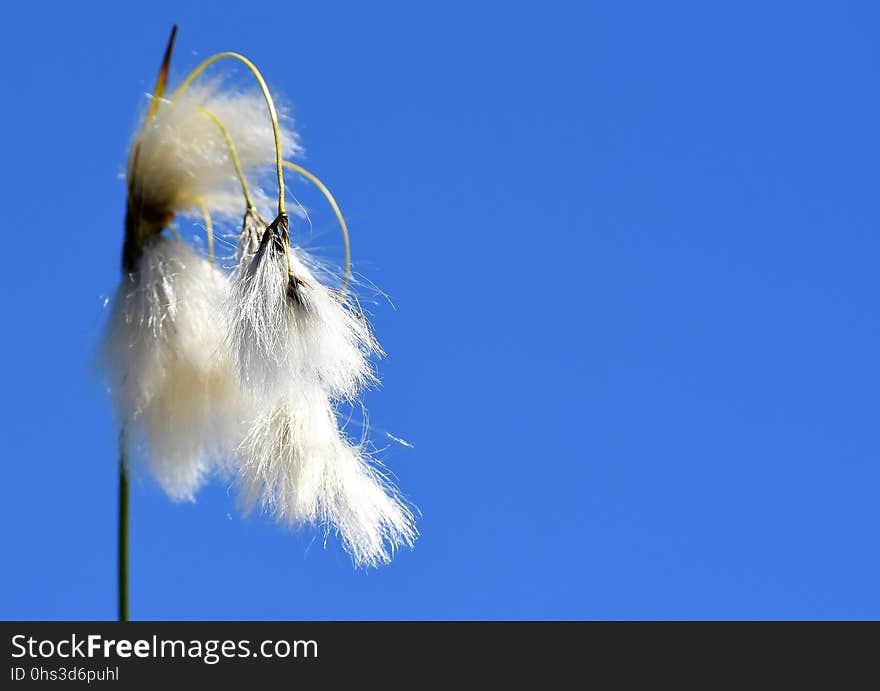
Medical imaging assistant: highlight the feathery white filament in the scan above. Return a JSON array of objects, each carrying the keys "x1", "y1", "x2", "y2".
[
  {"x1": 103, "y1": 236, "x2": 243, "y2": 500},
  {"x1": 228, "y1": 238, "x2": 379, "y2": 403},
  {"x1": 237, "y1": 386, "x2": 417, "y2": 567}
]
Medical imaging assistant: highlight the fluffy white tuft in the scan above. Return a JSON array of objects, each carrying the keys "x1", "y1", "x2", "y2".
[
  {"x1": 228, "y1": 236, "x2": 380, "y2": 404},
  {"x1": 103, "y1": 236, "x2": 244, "y2": 500},
  {"x1": 237, "y1": 386, "x2": 417, "y2": 567},
  {"x1": 128, "y1": 83, "x2": 299, "y2": 220}
]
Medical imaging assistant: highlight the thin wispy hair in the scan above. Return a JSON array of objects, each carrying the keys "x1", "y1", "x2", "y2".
[
  {"x1": 237, "y1": 385, "x2": 417, "y2": 567},
  {"x1": 103, "y1": 236, "x2": 244, "y2": 500},
  {"x1": 228, "y1": 234, "x2": 380, "y2": 404}
]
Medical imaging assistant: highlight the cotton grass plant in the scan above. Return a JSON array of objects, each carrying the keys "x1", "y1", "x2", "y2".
[{"x1": 104, "y1": 26, "x2": 416, "y2": 620}]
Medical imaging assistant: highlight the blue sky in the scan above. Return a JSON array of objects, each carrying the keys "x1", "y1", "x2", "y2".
[{"x1": 2, "y1": 0, "x2": 879, "y2": 619}]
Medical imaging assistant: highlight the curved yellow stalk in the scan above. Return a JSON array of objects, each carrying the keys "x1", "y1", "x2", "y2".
[
  {"x1": 197, "y1": 107, "x2": 254, "y2": 211},
  {"x1": 282, "y1": 161, "x2": 351, "y2": 292},
  {"x1": 172, "y1": 52, "x2": 286, "y2": 216},
  {"x1": 195, "y1": 198, "x2": 215, "y2": 263}
]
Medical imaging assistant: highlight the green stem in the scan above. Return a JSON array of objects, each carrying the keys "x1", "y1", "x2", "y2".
[{"x1": 118, "y1": 440, "x2": 129, "y2": 622}]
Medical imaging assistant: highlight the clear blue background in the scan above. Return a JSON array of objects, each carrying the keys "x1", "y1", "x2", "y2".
[{"x1": 2, "y1": 0, "x2": 879, "y2": 620}]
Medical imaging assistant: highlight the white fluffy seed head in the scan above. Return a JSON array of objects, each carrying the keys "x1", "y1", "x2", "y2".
[
  {"x1": 103, "y1": 235, "x2": 245, "y2": 500},
  {"x1": 237, "y1": 386, "x2": 417, "y2": 568},
  {"x1": 128, "y1": 82, "x2": 299, "y2": 222},
  {"x1": 228, "y1": 233, "x2": 380, "y2": 404}
]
